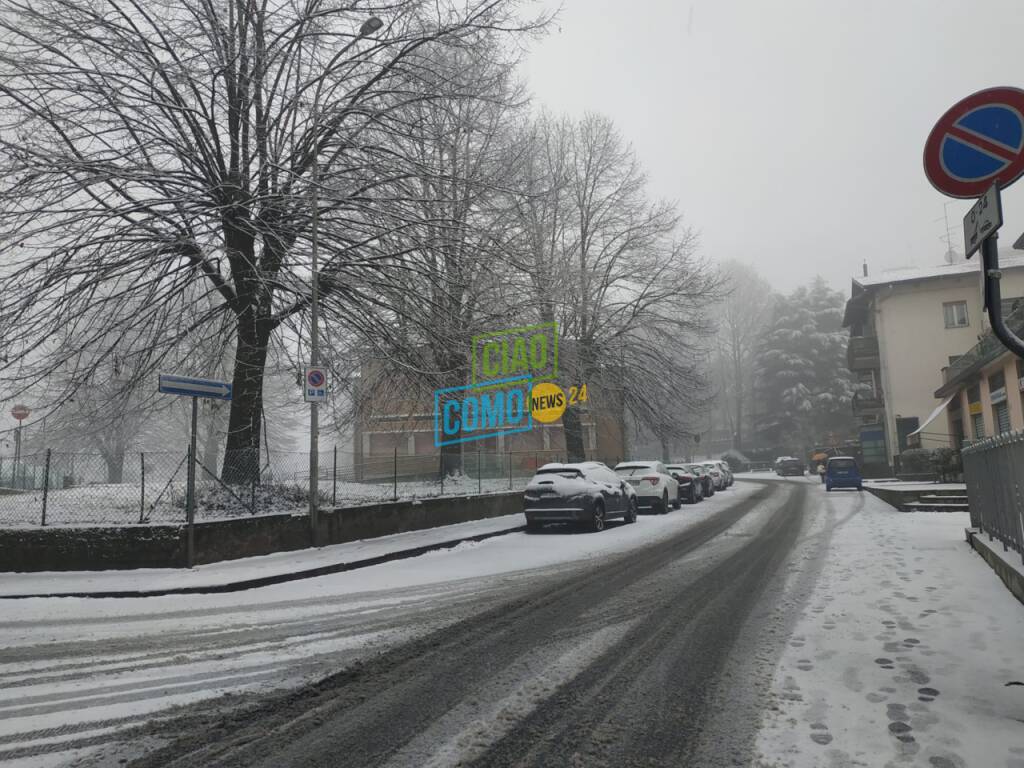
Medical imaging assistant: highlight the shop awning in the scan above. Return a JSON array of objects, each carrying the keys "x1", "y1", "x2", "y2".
[{"x1": 908, "y1": 394, "x2": 956, "y2": 437}]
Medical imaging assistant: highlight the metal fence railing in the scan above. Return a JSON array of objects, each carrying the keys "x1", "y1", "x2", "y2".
[
  {"x1": 962, "y1": 430, "x2": 1024, "y2": 564},
  {"x1": 0, "y1": 448, "x2": 606, "y2": 527}
]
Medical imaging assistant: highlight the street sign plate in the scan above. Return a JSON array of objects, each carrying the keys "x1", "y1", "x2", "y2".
[
  {"x1": 963, "y1": 184, "x2": 1003, "y2": 259},
  {"x1": 158, "y1": 373, "x2": 232, "y2": 401},
  {"x1": 304, "y1": 366, "x2": 327, "y2": 403},
  {"x1": 924, "y1": 87, "x2": 1024, "y2": 199},
  {"x1": 10, "y1": 404, "x2": 30, "y2": 421}
]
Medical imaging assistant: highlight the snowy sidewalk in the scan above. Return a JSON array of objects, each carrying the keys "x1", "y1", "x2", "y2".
[
  {"x1": 0, "y1": 514, "x2": 524, "y2": 598},
  {"x1": 754, "y1": 489, "x2": 1024, "y2": 768}
]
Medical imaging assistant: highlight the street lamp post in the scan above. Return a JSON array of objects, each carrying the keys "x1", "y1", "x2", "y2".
[{"x1": 308, "y1": 16, "x2": 383, "y2": 540}]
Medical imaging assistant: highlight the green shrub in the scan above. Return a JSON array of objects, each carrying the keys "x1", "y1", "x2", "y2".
[
  {"x1": 899, "y1": 448, "x2": 933, "y2": 475},
  {"x1": 720, "y1": 449, "x2": 750, "y2": 472}
]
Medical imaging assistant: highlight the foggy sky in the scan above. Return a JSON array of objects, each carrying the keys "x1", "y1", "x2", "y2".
[{"x1": 522, "y1": 0, "x2": 1024, "y2": 294}]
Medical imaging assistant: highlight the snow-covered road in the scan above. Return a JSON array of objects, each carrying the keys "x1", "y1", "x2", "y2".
[
  {"x1": 2, "y1": 477, "x2": 1022, "y2": 768},
  {"x1": 0, "y1": 483, "x2": 763, "y2": 767}
]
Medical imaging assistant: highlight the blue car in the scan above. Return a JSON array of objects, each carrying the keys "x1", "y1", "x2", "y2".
[{"x1": 825, "y1": 456, "x2": 863, "y2": 491}]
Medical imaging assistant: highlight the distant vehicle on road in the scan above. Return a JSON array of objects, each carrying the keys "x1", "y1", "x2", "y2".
[
  {"x1": 665, "y1": 464, "x2": 702, "y2": 504},
  {"x1": 825, "y1": 456, "x2": 863, "y2": 492},
  {"x1": 523, "y1": 462, "x2": 638, "y2": 532},
  {"x1": 776, "y1": 458, "x2": 805, "y2": 477},
  {"x1": 687, "y1": 464, "x2": 716, "y2": 497},
  {"x1": 614, "y1": 461, "x2": 680, "y2": 514}
]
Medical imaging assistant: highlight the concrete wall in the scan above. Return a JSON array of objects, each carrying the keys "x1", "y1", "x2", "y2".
[
  {"x1": 875, "y1": 269, "x2": 1024, "y2": 456},
  {"x1": 1, "y1": 491, "x2": 524, "y2": 573}
]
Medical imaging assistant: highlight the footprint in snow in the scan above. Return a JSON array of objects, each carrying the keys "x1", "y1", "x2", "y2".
[{"x1": 809, "y1": 722, "x2": 833, "y2": 745}]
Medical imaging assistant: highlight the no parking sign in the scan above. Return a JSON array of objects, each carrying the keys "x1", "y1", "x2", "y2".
[
  {"x1": 924, "y1": 87, "x2": 1024, "y2": 199},
  {"x1": 304, "y1": 366, "x2": 327, "y2": 402}
]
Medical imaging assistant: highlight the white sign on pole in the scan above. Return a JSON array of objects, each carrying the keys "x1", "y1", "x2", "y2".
[
  {"x1": 158, "y1": 373, "x2": 232, "y2": 401},
  {"x1": 304, "y1": 367, "x2": 328, "y2": 402},
  {"x1": 963, "y1": 183, "x2": 1002, "y2": 260}
]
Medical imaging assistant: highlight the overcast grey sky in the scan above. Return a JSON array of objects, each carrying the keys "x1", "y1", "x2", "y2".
[{"x1": 521, "y1": 0, "x2": 1024, "y2": 294}]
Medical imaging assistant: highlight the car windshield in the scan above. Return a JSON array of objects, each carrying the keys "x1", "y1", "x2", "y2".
[
  {"x1": 615, "y1": 464, "x2": 655, "y2": 475},
  {"x1": 829, "y1": 459, "x2": 857, "y2": 470},
  {"x1": 4, "y1": 5, "x2": 1006, "y2": 767}
]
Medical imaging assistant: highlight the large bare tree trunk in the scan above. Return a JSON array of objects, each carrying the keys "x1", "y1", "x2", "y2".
[
  {"x1": 561, "y1": 406, "x2": 586, "y2": 462},
  {"x1": 222, "y1": 317, "x2": 271, "y2": 485},
  {"x1": 104, "y1": 446, "x2": 125, "y2": 484}
]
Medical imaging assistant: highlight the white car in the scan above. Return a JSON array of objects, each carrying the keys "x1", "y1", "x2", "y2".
[
  {"x1": 714, "y1": 460, "x2": 734, "y2": 487},
  {"x1": 700, "y1": 461, "x2": 726, "y2": 490},
  {"x1": 614, "y1": 461, "x2": 680, "y2": 514}
]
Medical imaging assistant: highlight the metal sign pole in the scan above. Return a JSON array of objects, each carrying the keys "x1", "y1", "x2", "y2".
[
  {"x1": 186, "y1": 396, "x2": 198, "y2": 568},
  {"x1": 981, "y1": 235, "x2": 1024, "y2": 360}
]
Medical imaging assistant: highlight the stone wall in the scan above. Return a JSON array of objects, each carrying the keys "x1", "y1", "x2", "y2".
[{"x1": 1, "y1": 491, "x2": 524, "y2": 572}]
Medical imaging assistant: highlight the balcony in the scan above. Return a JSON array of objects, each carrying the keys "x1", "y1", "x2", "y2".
[
  {"x1": 847, "y1": 335, "x2": 880, "y2": 371},
  {"x1": 852, "y1": 390, "x2": 885, "y2": 416}
]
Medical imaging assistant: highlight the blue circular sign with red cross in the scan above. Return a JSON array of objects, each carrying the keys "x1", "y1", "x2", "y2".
[{"x1": 924, "y1": 87, "x2": 1024, "y2": 199}]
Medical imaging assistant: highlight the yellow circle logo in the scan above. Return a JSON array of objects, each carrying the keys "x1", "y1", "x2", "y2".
[{"x1": 530, "y1": 382, "x2": 567, "y2": 423}]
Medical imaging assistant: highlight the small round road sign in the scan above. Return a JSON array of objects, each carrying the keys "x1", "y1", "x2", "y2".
[
  {"x1": 924, "y1": 87, "x2": 1024, "y2": 199},
  {"x1": 10, "y1": 404, "x2": 30, "y2": 421},
  {"x1": 307, "y1": 369, "x2": 325, "y2": 388}
]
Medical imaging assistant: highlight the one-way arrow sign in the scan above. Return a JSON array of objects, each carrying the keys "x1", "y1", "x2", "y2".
[{"x1": 158, "y1": 373, "x2": 233, "y2": 401}]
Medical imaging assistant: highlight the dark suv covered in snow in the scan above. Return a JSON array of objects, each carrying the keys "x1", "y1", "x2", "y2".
[
  {"x1": 523, "y1": 462, "x2": 638, "y2": 532},
  {"x1": 776, "y1": 457, "x2": 805, "y2": 476}
]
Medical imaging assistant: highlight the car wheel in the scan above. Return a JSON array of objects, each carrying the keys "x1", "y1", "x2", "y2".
[
  {"x1": 625, "y1": 497, "x2": 638, "y2": 524},
  {"x1": 660, "y1": 491, "x2": 670, "y2": 514},
  {"x1": 672, "y1": 492, "x2": 682, "y2": 510},
  {"x1": 826, "y1": 484, "x2": 832, "y2": 492},
  {"x1": 857, "y1": 485, "x2": 863, "y2": 492},
  {"x1": 591, "y1": 501, "x2": 606, "y2": 532}
]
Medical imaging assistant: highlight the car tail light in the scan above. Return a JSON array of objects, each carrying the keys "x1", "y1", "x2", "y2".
[{"x1": 644, "y1": 475, "x2": 659, "y2": 486}]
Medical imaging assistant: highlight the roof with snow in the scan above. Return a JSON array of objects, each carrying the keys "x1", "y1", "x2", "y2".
[
  {"x1": 843, "y1": 252, "x2": 1024, "y2": 327},
  {"x1": 853, "y1": 252, "x2": 1024, "y2": 289}
]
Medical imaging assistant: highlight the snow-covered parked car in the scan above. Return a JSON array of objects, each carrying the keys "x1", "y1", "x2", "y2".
[
  {"x1": 523, "y1": 462, "x2": 637, "y2": 532},
  {"x1": 665, "y1": 463, "x2": 702, "y2": 504},
  {"x1": 614, "y1": 461, "x2": 680, "y2": 514},
  {"x1": 700, "y1": 461, "x2": 725, "y2": 490},
  {"x1": 715, "y1": 460, "x2": 734, "y2": 487}
]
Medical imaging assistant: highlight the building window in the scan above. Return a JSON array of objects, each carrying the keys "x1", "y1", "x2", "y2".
[
  {"x1": 943, "y1": 301, "x2": 969, "y2": 328},
  {"x1": 971, "y1": 412, "x2": 986, "y2": 440},
  {"x1": 994, "y1": 401, "x2": 1011, "y2": 434}
]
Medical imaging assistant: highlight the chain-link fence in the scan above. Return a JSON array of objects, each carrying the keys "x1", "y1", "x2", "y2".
[
  {"x1": 962, "y1": 430, "x2": 1024, "y2": 564},
  {"x1": 0, "y1": 448, "x2": 604, "y2": 527}
]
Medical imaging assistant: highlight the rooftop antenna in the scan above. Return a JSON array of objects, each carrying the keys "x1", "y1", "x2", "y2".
[{"x1": 936, "y1": 202, "x2": 959, "y2": 264}]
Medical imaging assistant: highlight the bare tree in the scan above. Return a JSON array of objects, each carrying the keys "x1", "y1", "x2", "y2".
[
  {"x1": 711, "y1": 260, "x2": 775, "y2": 450},
  {"x1": 508, "y1": 114, "x2": 718, "y2": 460},
  {"x1": 0, "y1": 0, "x2": 544, "y2": 483}
]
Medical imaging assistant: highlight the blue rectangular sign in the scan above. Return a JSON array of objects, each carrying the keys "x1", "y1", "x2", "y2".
[
  {"x1": 433, "y1": 376, "x2": 533, "y2": 447},
  {"x1": 158, "y1": 373, "x2": 233, "y2": 401}
]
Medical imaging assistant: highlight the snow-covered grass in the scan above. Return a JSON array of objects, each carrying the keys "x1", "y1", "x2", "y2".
[
  {"x1": 753, "y1": 488, "x2": 1024, "y2": 767},
  {"x1": 0, "y1": 474, "x2": 533, "y2": 528}
]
